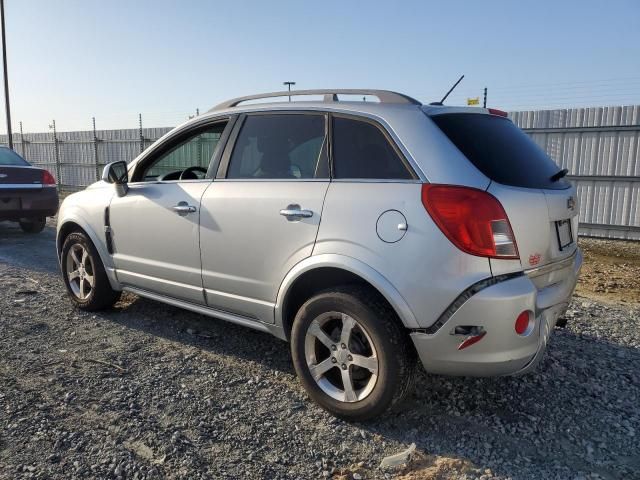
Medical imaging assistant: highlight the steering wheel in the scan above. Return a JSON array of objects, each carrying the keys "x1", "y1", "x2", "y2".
[{"x1": 179, "y1": 166, "x2": 208, "y2": 180}]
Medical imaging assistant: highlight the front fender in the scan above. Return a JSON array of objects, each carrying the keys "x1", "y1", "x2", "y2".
[
  {"x1": 274, "y1": 254, "x2": 420, "y2": 329},
  {"x1": 57, "y1": 206, "x2": 120, "y2": 291}
]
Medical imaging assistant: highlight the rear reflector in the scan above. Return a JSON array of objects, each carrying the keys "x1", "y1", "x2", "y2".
[
  {"x1": 42, "y1": 170, "x2": 56, "y2": 185},
  {"x1": 515, "y1": 311, "x2": 533, "y2": 335},
  {"x1": 457, "y1": 331, "x2": 486, "y2": 350},
  {"x1": 421, "y1": 184, "x2": 519, "y2": 259}
]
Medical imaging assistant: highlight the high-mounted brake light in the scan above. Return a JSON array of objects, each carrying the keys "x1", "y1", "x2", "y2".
[
  {"x1": 42, "y1": 170, "x2": 56, "y2": 185},
  {"x1": 487, "y1": 108, "x2": 508, "y2": 117},
  {"x1": 421, "y1": 184, "x2": 519, "y2": 259}
]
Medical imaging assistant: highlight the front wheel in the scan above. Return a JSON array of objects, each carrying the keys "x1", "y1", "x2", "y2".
[
  {"x1": 291, "y1": 286, "x2": 416, "y2": 421},
  {"x1": 19, "y1": 216, "x2": 46, "y2": 233},
  {"x1": 61, "y1": 231, "x2": 121, "y2": 311}
]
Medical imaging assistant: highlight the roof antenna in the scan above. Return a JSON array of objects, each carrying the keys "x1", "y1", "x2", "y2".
[{"x1": 432, "y1": 75, "x2": 465, "y2": 105}]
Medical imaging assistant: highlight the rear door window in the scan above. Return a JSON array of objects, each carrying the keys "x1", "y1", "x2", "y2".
[
  {"x1": 331, "y1": 116, "x2": 414, "y2": 180},
  {"x1": 226, "y1": 114, "x2": 327, "y2": 179},
  {"x1": 431, "y1": 113, "x2": 570, "y2": 190}
]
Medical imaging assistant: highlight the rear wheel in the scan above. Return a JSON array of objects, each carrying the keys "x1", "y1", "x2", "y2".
[
  {"x1": 61, "y1": 231, "x2": 120, "y2": 310},
  {"x1": 19, "y1": 216, "x2": 46, "y2": 233},
  {"x1": 291, "y1": 286, "x2": 416, "y2": 421}
]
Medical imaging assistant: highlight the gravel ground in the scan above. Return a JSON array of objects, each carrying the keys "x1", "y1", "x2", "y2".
[
  {"x1": 576, "y1": 238, "x2": 640, "y2": 305},
  {"x1": 0, "y1": 221, "x2": 639, "y2": 480}
]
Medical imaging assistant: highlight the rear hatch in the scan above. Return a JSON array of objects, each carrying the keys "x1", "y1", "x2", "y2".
[{"x1": 429, "y1": 110, "x2": 578, "y2": 272}]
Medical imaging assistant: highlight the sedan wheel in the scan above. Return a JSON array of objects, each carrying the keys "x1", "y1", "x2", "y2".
[{"x1": 19, "y1": 216, "x2": 46, "y2": 234}]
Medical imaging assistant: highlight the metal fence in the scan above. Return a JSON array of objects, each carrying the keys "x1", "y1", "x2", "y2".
[
  {"x1": 510, "y1": 105, "x2": 640, "y2": 240},
  {"x1": 1, "y1": 105, "x2": 639, "y2": 240},
  {"x1": 0, "y1": 121, "x2": 172, "y2": 189}
]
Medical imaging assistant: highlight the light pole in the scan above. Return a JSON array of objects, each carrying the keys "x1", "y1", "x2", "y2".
[
  {"x1": 283, "y1": 81, "x2": 296, "y2": 102},
  {"x1": 0, "y1": 0, "x2": 12, "y2": 149}
]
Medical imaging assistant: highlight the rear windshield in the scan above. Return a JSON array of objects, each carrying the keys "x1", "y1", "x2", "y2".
[
  {"x1": 0, "y1": 148, "x2": 29, "y2": 166},
  {"x1": 431, "y1": 113, "x2": 570, "y2": 190}
]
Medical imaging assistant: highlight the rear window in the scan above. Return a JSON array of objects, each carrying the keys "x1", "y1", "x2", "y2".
[
  {"x1": 431, "y1": 113, "x2": 570, "y2": 190},
  {"x1": 0, "y1": 148, "x2": 29, "y2": 166}
]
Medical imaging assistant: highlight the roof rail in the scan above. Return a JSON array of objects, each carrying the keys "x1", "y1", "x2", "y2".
[{"x1": 210, "y1": 89, "x2": 421, "y2": 111}]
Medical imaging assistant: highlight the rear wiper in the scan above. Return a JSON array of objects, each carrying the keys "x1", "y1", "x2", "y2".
[{"x1": 550, "y1": 168, "x2": 569, "y2": 182}]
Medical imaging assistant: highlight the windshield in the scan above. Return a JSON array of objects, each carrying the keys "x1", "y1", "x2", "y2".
[
  {"x1": 431, "y1": 113, "x2": 570, "y2": 190},
  {"x1": 0, "y1": 148, "x2": 29, "y2": 166}
]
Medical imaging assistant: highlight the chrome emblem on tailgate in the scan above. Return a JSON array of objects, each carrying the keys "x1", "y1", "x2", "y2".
[
  {"x1": 567, "y1": 196, "x2": 576, "y2": 210},
  {"x1": 0, "y1": 174, "x2": 7, "y2": 179}
]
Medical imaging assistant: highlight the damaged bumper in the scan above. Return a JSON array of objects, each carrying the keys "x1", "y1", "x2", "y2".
[{"x1": 410, "y1": 249, "x2": 583, "y2": 377}]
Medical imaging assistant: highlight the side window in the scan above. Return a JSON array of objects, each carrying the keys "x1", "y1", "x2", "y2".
[
  {"x1": 332, "y1": 117, "x2": 413, "y2": 180},
  {"x1": 140, "y1": 123, "x2": 227, "y2": 181},
  {"x1": 226, "y1": 114, "x2": 327, "y2": 179}
]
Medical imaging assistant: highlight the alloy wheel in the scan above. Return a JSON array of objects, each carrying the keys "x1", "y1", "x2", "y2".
[
  {"x1": 65, "y1": 243, "x2": 95, "y2": 300},
  {"x1": 304, "y1": 312, "x2": 379, "y2": 402}
]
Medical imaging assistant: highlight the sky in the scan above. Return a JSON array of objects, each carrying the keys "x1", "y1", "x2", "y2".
[{"x1": 2, "y1": 0, "x2": 640, "y2": 132}]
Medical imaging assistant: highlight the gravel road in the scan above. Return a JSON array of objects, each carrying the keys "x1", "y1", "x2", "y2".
[{"x1": 1, "y1": 221, "x2": 639, "y2": 480}]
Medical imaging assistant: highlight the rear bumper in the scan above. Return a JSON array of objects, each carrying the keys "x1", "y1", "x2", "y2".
[
  {"x1": 411, "y1": 249, "x2": 582, "y2": 377},
  {"x1": 0, "y1": 186, "x2": 59, "y2": 220}
]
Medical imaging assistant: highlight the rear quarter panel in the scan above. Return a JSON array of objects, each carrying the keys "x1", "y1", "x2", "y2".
[
  {"x1": 313, "y1": 182, "x2": 492, "y2": 329},
  {"x1": 379, "y1": 108, "x2": 491, "y2": 189}
]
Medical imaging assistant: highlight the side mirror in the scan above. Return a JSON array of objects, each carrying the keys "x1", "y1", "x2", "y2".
[{"x1": 102, "y1": 161, "x2": 129, "y2": 196}]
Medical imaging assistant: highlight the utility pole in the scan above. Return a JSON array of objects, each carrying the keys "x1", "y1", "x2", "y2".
[
  {"x1": 1, "y1": 0, "x2": 12, "y2": 149},
  {"x1": 283, "y1": 81, "x2": 296, "y2": 102},
  {"x1": 483, "y1": 87, "x2": 487, "y2": 108}
]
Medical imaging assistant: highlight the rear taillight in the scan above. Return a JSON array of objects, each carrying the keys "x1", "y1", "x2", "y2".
[
  {"x1": 42, "y1": 170, "x2": 56, "y2": 185},
  {"x1": 421, "y1": 184, "x2": 519, "y2": 259}
]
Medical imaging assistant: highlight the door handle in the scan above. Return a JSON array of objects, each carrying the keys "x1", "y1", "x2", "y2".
[
  {"x1": 280, "y1": 204, "x2": 313, "y2": 220},
  {"x1": 173, "y1": 202, "x2": 197, "y2": 215}
]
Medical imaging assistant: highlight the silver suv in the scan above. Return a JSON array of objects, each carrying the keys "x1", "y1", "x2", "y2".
[{"x1": 57, "y1": 89, "x2": 582, "y2": 420}]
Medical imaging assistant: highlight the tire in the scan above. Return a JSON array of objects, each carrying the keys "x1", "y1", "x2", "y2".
[
  {"x1": 19, "y1": 216, "x2": 46, "y2": 234},
  {"x1": 60, "y1": 231, "x2": 121, "y2": 311},
  {"x1": 291, "y1": 285, "x2": 417, "y2": 421}
]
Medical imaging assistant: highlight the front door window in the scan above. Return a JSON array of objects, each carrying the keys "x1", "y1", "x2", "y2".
[{"x1": 138, "y1": 123, "x2": 227, "y2": 182}]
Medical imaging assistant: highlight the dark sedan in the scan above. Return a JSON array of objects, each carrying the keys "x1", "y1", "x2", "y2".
[{"x1": 0, "y1": 146, "x2": 58, "y2": 233}]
